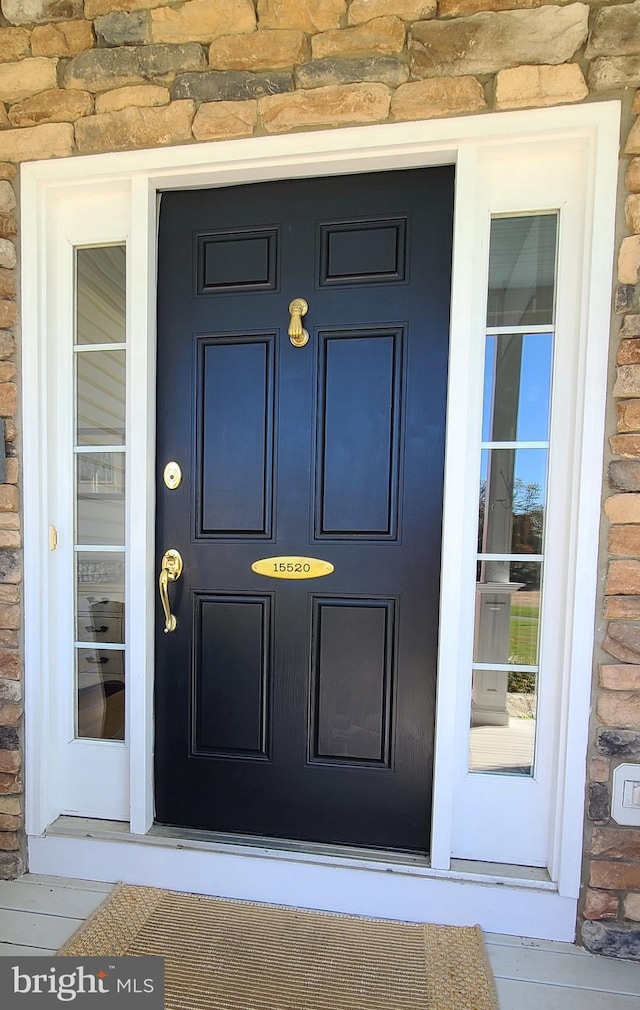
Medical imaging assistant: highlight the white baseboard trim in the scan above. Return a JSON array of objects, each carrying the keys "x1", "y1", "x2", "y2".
[{"x1": 28, "y1": 830, "x2": 577, "y2": 942}]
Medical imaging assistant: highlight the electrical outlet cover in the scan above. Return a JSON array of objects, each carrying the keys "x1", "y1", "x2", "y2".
[{"x1": 612, "y1": 763, "x2": 640, "y2": 826}]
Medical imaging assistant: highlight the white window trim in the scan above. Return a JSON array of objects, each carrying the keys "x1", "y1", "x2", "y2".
[
  {"x1": 446, "y1": 143, "x2": 595, "y2": 869},
  {"x1": 21, "y1": 103, "x2": 619, "y2": 935},
  {"x1": 47, "y1": 194, "x2": 131, "y2": 822}
]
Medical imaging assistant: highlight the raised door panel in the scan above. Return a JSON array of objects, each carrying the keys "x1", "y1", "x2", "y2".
[
  {"x1": 196, "y1": 336, "x2": 275, "y2": 538},
  {"x1": 318, "y1": 218, "x2": 407, "y2": 286},
  {"x1": 193, "y1": 594, "x2": 271, "y2": 759},
  {"x1": 310, "y1": 598, "x2": 395, "y2": 767},
  {"x1": 197, "y1": 228, "x2": 279, "y2": 294},
  {"x1": 315, "y1": 329, "x2": 403, "y2": 538}
]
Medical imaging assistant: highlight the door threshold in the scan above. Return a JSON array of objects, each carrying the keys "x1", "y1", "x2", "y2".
[
  {"x1": 31, "y1": 817, "x2": 573, "y2": 939},
  {"x1": 151, "y1": 822, "x2": 431, "y2": 868},
  {"x1": 45, "y1": 816, "x2": 552, "y2": 889}
]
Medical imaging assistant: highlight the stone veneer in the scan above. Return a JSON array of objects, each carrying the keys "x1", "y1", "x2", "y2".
[{"x1": 0, "y1": 0, "x2": 639, "y2": 959}]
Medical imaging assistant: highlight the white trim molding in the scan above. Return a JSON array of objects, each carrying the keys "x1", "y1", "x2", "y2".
[
  {"x1": 22, "y1": 102, "x2": 620, "y2": 939},
  {"x1": 30, "y1": 824, "x2": 576, "y2": 942}
]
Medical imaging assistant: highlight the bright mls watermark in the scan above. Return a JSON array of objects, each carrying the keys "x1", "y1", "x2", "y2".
[{"x1": 0, "y1": 957, "x2": 164, "y2": 1008}]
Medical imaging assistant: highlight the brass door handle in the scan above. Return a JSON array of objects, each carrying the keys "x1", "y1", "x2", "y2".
[
  {"x1": 159, "y1": 549, "x2": 183, "y2": 633},
  {"x1": 288, "y1": 298, "x2": 309, "y2": 347}
]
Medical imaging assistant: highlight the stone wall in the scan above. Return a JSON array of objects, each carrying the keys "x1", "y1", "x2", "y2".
[
  {"x1": 0, "y1": 147, "x2": 21, "y2": 877},
  {"x1": 585, "y1": 90, "x2": 640, "y2": 958},
  {"x1": 0, "y1": 0, "x2": 640, "y2": 956}
]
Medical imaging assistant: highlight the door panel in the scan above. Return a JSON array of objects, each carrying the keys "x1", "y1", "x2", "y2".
[
  {"x1": 155, "y1": 168, "x2": 454, "y2": 853},
  {"x1": 316, "y1": 329, "x2": 402, "y2": 537},
  {"x1": 311, "y1": 598, "x2": 394, "y2": 766},
  {"x1": 197, "y1": 336, "x2": 275, "y2": 537},
  {"x1": 198, "y1": 228, "x2": 279, "y2": 293},
  {"x1": 319, "y1": 217, "x2": 407, "y2": 285},
  {"x1": 193, "y1": 594, "x2": 271, "y2": 759}
]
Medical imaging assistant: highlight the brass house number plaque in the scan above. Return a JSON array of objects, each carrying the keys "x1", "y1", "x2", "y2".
[{"x1": 251, "y1": 556, "x2": 334, "y2": 580}]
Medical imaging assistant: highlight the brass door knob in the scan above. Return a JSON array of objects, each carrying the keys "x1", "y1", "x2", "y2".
[{"x1": 159, "y1": 549, "x2": 183, "y2": 633}]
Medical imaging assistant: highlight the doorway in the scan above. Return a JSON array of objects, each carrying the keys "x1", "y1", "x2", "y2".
[{"x1": 154, "y1": 168, "x2": 454, "y2": 851}]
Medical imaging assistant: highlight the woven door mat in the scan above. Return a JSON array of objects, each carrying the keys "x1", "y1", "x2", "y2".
[{"x1": 60, "y1": 883, "x2": 499, "y2": 1010}]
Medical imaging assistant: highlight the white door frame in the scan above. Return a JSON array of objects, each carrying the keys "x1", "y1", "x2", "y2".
[{"x1": 21, "y1": 102, "x2": 619, "y2": 937}]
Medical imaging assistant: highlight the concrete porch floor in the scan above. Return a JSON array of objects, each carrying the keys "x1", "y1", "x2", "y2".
[{"x1": 0, "y1": 874, "x2": 639, "y2": 1008}]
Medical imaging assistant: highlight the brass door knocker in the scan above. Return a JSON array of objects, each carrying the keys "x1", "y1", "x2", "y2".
[{"x1": 288, "y1": 298, "x2": 309, "y2": 347}]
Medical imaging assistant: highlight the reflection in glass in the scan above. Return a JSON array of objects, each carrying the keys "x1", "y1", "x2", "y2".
[
  {"x1": 469, "y1": 214, "x2": 557, "y2": 777},
  {"x1": 76, "y1": 648, "x2": 125, "y2": 740},
  {"x1": 482, "y1": 333, "x2": 553, "y2": 442},
  {"x1": 74, "y1": 245, "x2": 127, "y2": 742},
  {"x1": 76, "y1": 452, "x2": 125, "y2": 546},
  {"x1": 479, "y1": 449, "x2": 547, "y2": 556},
  {"x1": 76, "y1": 350, "x2": 126, "y2": 446},
  {"x1": 470, "y1": 565, "x2": 540, "y2": 775},
  {"x1": 473, "y1": 562, "x2": 541, "y2": 667},
  {"x1": 76, "y1": 552, "x2": 125, "y2": 644},
  {"x1": 469, "y1": 670, "x2": 536, "y2": 775},
  {"x1": 76, "y1": 246, "x2": 126, "y2": 345},
  {"x1": 487, "y1": 215, "x2": 557, "y2": 327}
]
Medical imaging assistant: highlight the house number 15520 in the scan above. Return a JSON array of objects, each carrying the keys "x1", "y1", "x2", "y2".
[{"x1": 251, "y1": 556, "x2": 334, "y2": 580}]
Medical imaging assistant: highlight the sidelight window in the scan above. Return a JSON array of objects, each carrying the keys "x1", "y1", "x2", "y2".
[
  {"x1": 73, "y1": 246, "x2": 127, "y2": 741},
  {"x1": 468, "y1": 214, "x2": 557, "y2": 777}
]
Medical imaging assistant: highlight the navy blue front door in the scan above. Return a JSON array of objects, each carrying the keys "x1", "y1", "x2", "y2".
[{"x1": 155, "y1": 167, "x2": 454, "y2": 852}]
